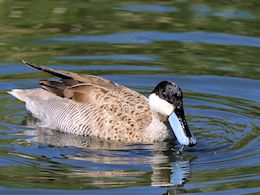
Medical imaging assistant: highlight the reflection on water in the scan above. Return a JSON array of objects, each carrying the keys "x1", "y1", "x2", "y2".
[
  {"x1": 9, "y1": 116, "x2": 192, "y2": 189},
  {"x1": 0, "y1": 0, "x2": 260, "y2": 194},
  {"x1": 191, "y1": 5, "x2": 256, "y2": 20},
  {"x1": 55, "y1": 54, "x2": 157, "y2": 61},
  {"x1": 121, "y1": 4, "x2": 176, "y2": 13},
  {"x1": 50, "y1": 31, "x2": 260, "y2": 47}
]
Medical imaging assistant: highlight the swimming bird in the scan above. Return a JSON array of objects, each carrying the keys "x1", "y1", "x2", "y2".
[{"x1": 8, "y1": 60, "x2": 197, "y2": 146}]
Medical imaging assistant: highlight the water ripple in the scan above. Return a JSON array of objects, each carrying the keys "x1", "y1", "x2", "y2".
[
  {"x1": 104, "y1": 75, "x2": 260, "y2": 102},
  {"x1": 121, "y1": 4, "x2": 176, "y2": 13},
  {"x1": 50, "y1": 31, "x2": 260, "y2": 47},
  {"x1": 1, "y1": 72, "x2": 259, "y2": 192},
  {"x1": 55, "y1": 54, "x2": 158, "y2": 62},
  {"x1": 191, "y1": 5, "x2": 256, "y2": 20}
]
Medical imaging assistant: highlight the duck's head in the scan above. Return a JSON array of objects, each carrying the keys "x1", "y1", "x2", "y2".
[{"x1": 149, "y1": 81, "x2": 197, "y2": 147}]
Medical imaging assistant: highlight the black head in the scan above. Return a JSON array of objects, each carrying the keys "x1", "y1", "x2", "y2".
[
  {"x1": 152, "y1": 81, "x2": 183, "y2": 108},
  {"x1": 151, "y1": 81, "x2": 197, "y2": 147}
]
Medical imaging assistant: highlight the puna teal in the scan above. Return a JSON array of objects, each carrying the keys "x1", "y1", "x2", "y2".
[{"x1": 8, "y1": 60, "x2": 197, "y2": 146}]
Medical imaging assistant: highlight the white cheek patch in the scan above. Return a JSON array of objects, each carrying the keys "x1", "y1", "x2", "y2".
[{"x1": 149, "y1": 93, "x2": 174, "y2": 116}]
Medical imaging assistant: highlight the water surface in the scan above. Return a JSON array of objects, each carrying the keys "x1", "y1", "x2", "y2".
[{"x1": 0, "y1": 0, "x2": 259, "y2": 194}]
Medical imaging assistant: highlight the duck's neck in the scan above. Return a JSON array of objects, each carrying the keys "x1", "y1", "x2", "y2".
[{"x1": 144, "y1": 111, "x2": 171, "y2": 142}]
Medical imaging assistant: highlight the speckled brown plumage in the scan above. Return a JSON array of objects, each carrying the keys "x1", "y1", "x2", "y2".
[{"x1": 8, "y1": 61, "x2": 174, "y2": 143}]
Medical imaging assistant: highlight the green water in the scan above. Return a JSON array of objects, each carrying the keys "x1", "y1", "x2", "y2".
[{"x1": 0, "y1": 1, "x2": 259, "y2": 194}]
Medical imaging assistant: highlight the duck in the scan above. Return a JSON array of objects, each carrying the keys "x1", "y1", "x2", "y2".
[{"x1": 8, "y1": 60, "x2": 197, "y2": 146}]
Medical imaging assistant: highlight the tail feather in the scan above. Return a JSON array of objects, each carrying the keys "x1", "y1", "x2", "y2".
[
  {"x1": 7, "y1": 88, "x2": 49, "y2": 102},
  {"x1": 7, "y1": 89, "x2": 27, "y2": 102},
  {"x1": 40, "y1": 80, "x2": 66, "y2": 97},
  {"x1": 22, "y1": 60, "x2": 72, "y2": 79},
  {"x1": 21, "y1": 60, "x2": 114, "y2": 87}
]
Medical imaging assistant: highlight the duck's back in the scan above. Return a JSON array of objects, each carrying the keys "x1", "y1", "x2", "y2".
[
  {"x1": 8, "y1": 61, "x2": 172, "y2": 143},
  {"x1": 10, "y1": 88, "x2": 160, "y2": 143}
]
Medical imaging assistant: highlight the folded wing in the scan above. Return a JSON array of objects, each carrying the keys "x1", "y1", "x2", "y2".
[{"x1": 23, "y1": 60, "x2": 153, "y2": 132}]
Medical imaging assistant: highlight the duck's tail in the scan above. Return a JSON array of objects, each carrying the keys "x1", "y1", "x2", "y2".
[
  {"x1": 7, "y1": 89, "x2": 27, "y2": 102},
  {"x1": 22, "y1": 60, "x2": 72, "y2": 79},
  {"x1": 7, "y1": 88, "x2": 50, "y2": 102}
]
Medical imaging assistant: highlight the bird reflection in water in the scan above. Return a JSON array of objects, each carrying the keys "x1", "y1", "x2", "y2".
[{"x1": 21, "y1": 116, "x2": 192, "y2": 190}]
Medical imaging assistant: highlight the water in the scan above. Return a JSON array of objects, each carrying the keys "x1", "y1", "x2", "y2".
[{"x1": 0, "y1": 1, "x2": 259, "y2": 194}]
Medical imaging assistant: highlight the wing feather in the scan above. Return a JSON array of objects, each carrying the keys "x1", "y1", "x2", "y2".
[{"x1": 23, "y1": 60, "x2": 153, "y2": 131}]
